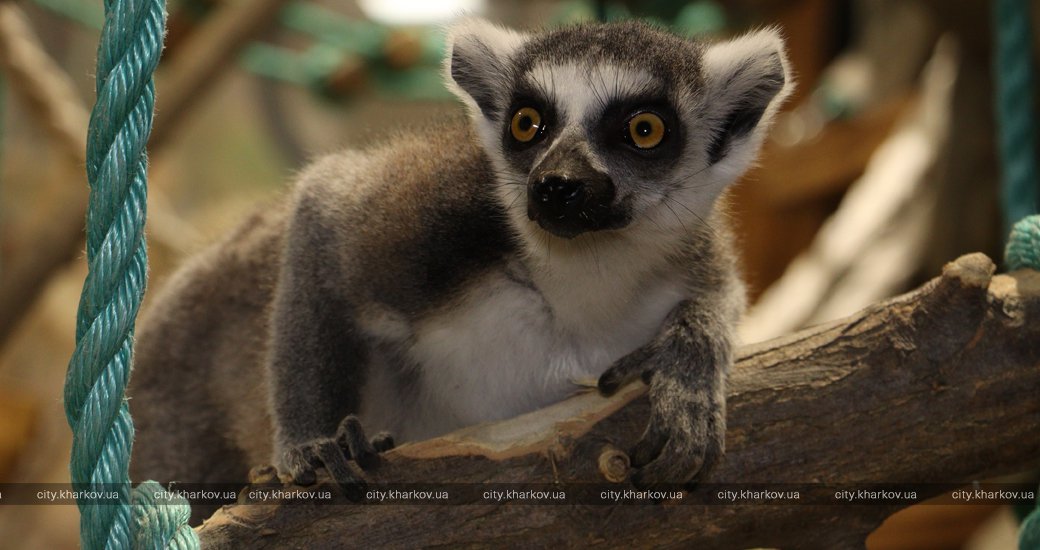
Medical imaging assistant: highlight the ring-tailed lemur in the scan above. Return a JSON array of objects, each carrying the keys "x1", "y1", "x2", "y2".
[{"x1": 129, "y1": 18, "x2": 791, "y2": 520}]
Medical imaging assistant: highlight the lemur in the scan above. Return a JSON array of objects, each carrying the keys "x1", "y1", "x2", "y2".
[{"x1": 129, "y1": 18, "x2": 792, "y2": 519}]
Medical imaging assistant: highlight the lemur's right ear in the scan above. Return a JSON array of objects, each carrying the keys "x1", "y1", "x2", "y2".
[
  {"x1": 445, "y1": 18, "x2": 528, "y2": 117},
  {"x1": 701, "y1": 28, "x2": 793, "y2": 167}
]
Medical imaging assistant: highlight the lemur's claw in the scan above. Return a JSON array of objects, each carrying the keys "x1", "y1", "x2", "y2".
[
  {"x1": 371, "y1": 431, "x2": 395, "y2": 453},
  {"x1": 281, "y1": 415, "x2": 394, "y2": 501},
  {"x1": 335, "y1": 415, "x2": 382, "y2": 470},
  {"x1": 282, "y1": 445, "x2": 318, "y2": 486},
  {"x1": 599, "y1": 331, "x2": 725, "y2": 490},
  {"x1": 628, "y1": 369, "x2": 725, "y2": 489}
]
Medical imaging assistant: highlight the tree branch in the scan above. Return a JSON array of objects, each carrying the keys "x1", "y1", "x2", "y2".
[
  {"x1": 0, "y1": 1, "x2": 288, "y2": 348},
  {"x1": 197, "y1": 253, "x2": 1040, "y2": 549},
  {"x1": 149, "y1": 0, "x2": 292, "y2": 147},
  {"x1": 0, "y1": 4, "x2": 90, "y2": 346}
]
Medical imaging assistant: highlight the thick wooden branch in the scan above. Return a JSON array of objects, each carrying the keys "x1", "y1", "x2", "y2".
[{"x1": 197, "y1": 253, "x2": 1040, "y2": 549}]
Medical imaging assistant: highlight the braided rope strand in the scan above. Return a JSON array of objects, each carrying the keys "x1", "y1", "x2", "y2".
[
  {"x1": 1006, "y1": 215, "x2": 1040, "y2": 271},
  {"x1": 63, "y1": 0, "x2": 195, "y2": 547},
  {"x1": 131, "y1": 482, "x2": 196, "y2": 550}
]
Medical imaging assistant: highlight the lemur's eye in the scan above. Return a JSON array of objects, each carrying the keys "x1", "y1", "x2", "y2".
[
  {"x1": 628, "y1": 112, "x2": 666, "y2": 149},
  {"x1": 510, "y1": 107, "x2": 542, "y2": 143}
]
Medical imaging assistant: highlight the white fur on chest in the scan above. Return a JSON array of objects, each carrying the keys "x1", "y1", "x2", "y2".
[{"x1": 382, "y1": 250, "x2": 687, "y2": 442}]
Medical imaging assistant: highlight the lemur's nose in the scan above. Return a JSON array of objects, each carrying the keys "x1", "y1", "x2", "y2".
[{"x1": 532, "y1": 176, "x2": 586, "y2": 213}]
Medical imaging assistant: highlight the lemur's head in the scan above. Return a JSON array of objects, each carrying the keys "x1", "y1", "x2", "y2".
[{"x1": 446, "y1": 19, "x2": 792, "y2": 241}]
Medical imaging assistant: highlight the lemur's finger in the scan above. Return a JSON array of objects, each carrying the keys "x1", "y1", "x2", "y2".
[
  {"x1": 371, "y1": 431, "x2": 395, "y2": 453},
  {"x1": 282, "y1": 445, "x2": 317, "y2": 486},
  {"x1": 597, "y1": 345, "x2": 654, "y2": 396},
  {"x1": 631, "y1": 436, "x2": 705, "y2": 492},
  {"x1": 629, "y1": 412, "x2": 669, "y2": 468},
  {"x1": 336, "y1": 415, "x2": 380, "y2": 470},
  {"x1": 634, "y1": 401, "x2": 723, "y2": 491},
  {"x1": 313, "y1": 438, "x2": 366, "y2": 501}
]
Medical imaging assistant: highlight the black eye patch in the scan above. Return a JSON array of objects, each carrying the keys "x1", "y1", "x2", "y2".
[
  {"x1": 593, "y1": 96, "x2": 683, "y2": 159},
  {"x1": 497, "y1": 85, "x2": 562, "y2": 174},
  {"x1": 501, "y1": 83, "x2": 560, "y2": 152}
]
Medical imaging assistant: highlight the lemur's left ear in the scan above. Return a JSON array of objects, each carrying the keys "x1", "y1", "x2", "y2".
[
  {"x1": 445, "y1": 18, "x2": 529, "y2": 117},
  {"x1": 701, "y1": 28, "x2": 793, "y2": 165}
]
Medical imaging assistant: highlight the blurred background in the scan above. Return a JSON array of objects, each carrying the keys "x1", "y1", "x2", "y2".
[{"x1": 0, "y1": 0, "x2": 1035, "y2": 547}]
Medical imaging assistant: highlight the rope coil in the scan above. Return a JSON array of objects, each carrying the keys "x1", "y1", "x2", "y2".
[
  {"x1": 131, "y1": 481, "x2": 197, "y2": 550},
  {"x1": 1005, "y1": 215, "x2": 1040, "y2": 272}
]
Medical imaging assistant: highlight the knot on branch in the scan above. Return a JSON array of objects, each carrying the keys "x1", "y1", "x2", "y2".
[
  {"x1": 907, "y1": 253, "x2": 995, "y2": 362},
  {"x1": 597, "y1": 445, "x2": 631, "y2": 483}
]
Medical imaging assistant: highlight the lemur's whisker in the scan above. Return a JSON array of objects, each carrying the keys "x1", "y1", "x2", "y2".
[
  {"x1": 665, "y1": 194, "x2": 720, "y2": 241},
  {"x1": 661, "y1": 199, "x2": 693, "y2": 241}
]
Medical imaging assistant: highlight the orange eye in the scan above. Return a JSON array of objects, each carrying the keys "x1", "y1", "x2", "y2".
[
  {"x1": 628, "y1": 112, "x2": 666, "y2": 149},
  {"x1": 510, "y1": 107, "x2": 542, "y2": 142}
]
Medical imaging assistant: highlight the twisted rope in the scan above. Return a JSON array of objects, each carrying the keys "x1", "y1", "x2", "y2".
[
  {"x1": 994, "y1": 0, "x2": 1039, "y2": 235},
  {"x1": 1006, "y1": 215, "x2": 1040, "y2": 271},
  {"x1": 131, "y1": 481, "x2": 198, "y2": 550},
  {"x1": 992, "y1": 1, "x2": 1040, "y2": 547},
  {"x1": 64, "y1": 0, "x2": 195, "y2": 548}
]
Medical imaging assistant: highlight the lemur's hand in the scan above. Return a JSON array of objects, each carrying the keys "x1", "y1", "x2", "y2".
[
  {"x1": 281, "y1": 415, "x2": 395, "y2": 500},
  {"x1": 597, "y1": 303, "x2": 728, "y2": 490}
]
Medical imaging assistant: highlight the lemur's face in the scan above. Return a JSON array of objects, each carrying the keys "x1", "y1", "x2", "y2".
[{"x1": 447, "y1": 20, "x2": 791, "y2": 241}]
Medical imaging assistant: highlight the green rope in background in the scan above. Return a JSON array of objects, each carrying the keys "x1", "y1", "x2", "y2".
[
  {"x1": 994, "y1": 0, "x2": 1040, "y2": 236},
  {"x1": 64, "y1": 0, "x2": 196, "y2": 548},
  {"x1": 992, "y1": 1, "x2": 1040, "y2": 547},
  {"x1": 1006, "y1": 216, "x2": 1040, "y2": 272}
]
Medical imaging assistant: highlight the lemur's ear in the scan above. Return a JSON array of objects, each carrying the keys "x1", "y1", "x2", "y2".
[
  {"x1": 701, "y1": 28, "x2": 793, "y2": 166},
  {"x1": 445, "y1": 18, "x2": 528, "y2": 117}
]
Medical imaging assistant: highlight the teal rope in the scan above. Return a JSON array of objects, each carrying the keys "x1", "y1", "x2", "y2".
[
  {"x1": 1026, "y1": 503, "x2": 1040, "y2": 550},
  {"x1": 993, "y1": 1, "x2": 1040, "y2": 548},
  {"x1": 131, "y1": 482, "x2": 197, "y2": 550},
  {"x1": 995, "y1": 0, "x2": 1040, "y2": 236},
  {"x1": 64, "y1": 0, "x2": 196, "y2": 548},
  {"x1": 1006, "y1": 216, "x2": 1040, "y2": 271}
]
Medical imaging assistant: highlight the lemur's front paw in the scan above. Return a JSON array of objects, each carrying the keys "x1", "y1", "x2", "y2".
[
  {"x1": 281, "y1": 415, "x2": 395, "y2": 501},
  {"x1": 598, "y1": 342, "x2": 725, "y2": 490}
]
